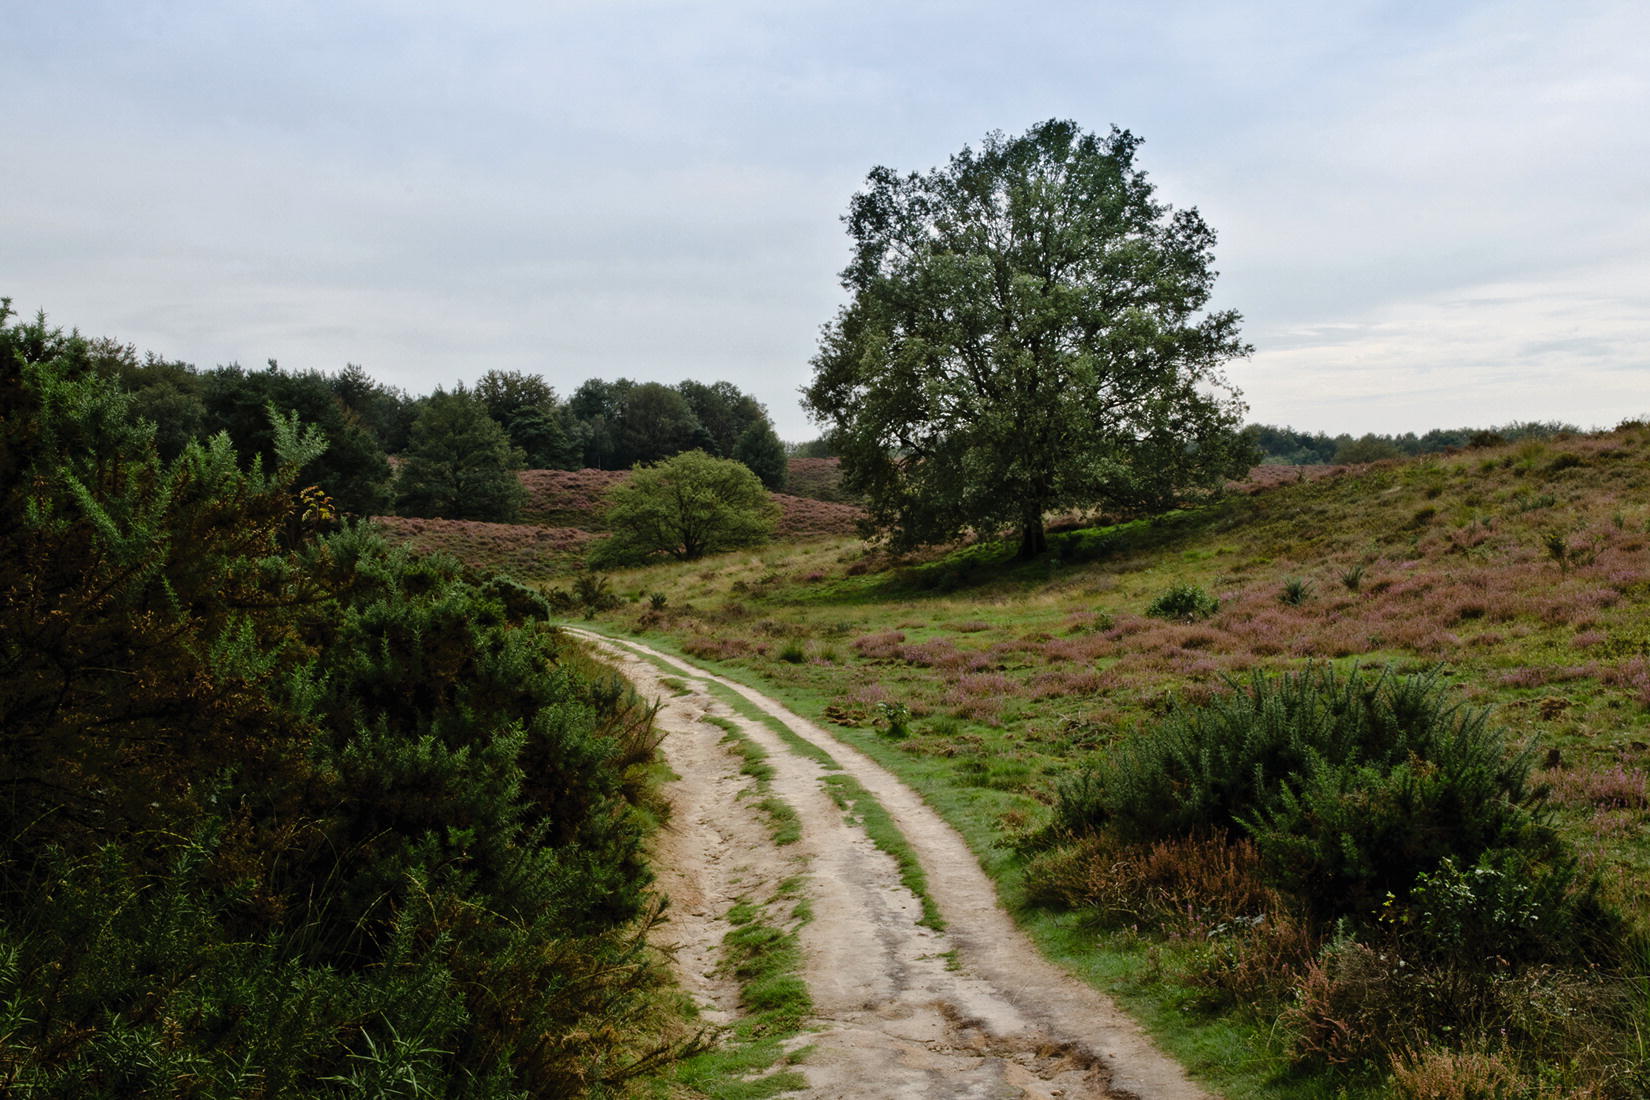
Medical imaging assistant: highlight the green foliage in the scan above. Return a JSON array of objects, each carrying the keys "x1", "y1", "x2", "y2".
[
  {"x1": 474, "y1": 368, "x2": 579, "y2": 468},
  {"x1": 805, "y1": 119, "x2": 1252, "y2": 559},
  {"x1": 734, "y1": 418, "x2": 788, "y2": 491},
  {"x1": 572, "y1": 571, "x2": 623, "y2": 618},
  {"x1": 1333, "y1": 434, "x2": 1404, "y2": 464},
  {"x1": 565, "y1": 377, "x2": 783, "y2": 474},
  {"x1": 593, "y1": 449, "x2": 778, "y2": 564},
  {"x1": 875, "y1": 700, "x2": 911, "y2": 737},
  {"x1": 677, "y1": 379, "x2": 770, "y2": 460},
  {"x1": 395, "y1": 387, "x2": 526, "y2": 521},
  {"x1": 0, "y1": 304, "x2": 680, "y2": 1095},
  {"x1": 1146, "y1": 581, "x2": 1219, "y2": 621},
  {"x1": 620, "y1": 382, "x2": 702, "y2": 465},
  {"x1": 1279, "y1": 576, "x2": 1314, "y2": 605},
  {"x1": 1244, "y1": 420, "x2": 1582, "y2": 467},
  {"x1": 1051, "y1": 666, "x2": 1577, "y2": 928},
  {"x1": 200, "y1": 360, "x2": 394, "y2": 514}
]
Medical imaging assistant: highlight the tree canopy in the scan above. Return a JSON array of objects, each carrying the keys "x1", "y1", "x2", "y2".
[
  {"x1": 804, "y1": 119, "x2": 1253, "y2": 558},
  {"x1": 593, "y1": 449, "x2": 778, "y2": 564},
  {"x1": 395, "y1": 387, "x2": 526, "y2": 521}
]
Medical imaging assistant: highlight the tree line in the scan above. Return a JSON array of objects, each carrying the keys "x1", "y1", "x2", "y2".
[
  {"x1": 1243, "y1": 420, "x2": 1583, "y2": 466},
  {"x1": 83, "y1": 336, "x2": 787, "y2": 521}
]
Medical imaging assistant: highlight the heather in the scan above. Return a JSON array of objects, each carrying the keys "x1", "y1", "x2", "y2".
[
  {"x1": 574, "y1": 423, "x2": 1650, "y2": 1096},
  {"x1": 782, "y1": 456, "x2": 851, "y2": 503},
  {"x1": 371, "y1": 513, "x2": 595, "y2": 576}
]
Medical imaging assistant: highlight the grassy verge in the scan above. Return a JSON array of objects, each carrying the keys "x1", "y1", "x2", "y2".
[
  {"x1": 660, "y1": 880, "x2": 814, "y2": 1099},
  {"x1": 705, "y1": 714, "x2": 802, "y2": 847},
  {"x1": 820, "y1": 773, "x2": 944, "y2": 931}
]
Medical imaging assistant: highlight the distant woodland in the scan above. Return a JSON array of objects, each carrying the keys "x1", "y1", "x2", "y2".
[
  {"x1": 82, "y1": 334, "x2": 789, "y2": 522},
  {"x1": 30, "y1": 310, "x2": 1584, "y2": 534}
]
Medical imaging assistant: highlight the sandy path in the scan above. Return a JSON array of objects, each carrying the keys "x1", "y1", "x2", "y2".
[{"x1": 572, "y1": 630, "x2": 1213, "y2": 1100}]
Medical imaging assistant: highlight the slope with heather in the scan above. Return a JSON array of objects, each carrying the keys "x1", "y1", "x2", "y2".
[{"x1": 374, "y1": 461, "x2": 863, "y2": 578}]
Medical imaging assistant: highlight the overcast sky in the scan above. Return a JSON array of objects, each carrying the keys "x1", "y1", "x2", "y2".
[{"x1": 6, "y1": 1, "x2": 1647, "y2": 441}]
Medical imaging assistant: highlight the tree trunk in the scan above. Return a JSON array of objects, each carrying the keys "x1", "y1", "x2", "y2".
[{"x1": 1016, "y1": 517, "x2": 1047, "y2": 560}]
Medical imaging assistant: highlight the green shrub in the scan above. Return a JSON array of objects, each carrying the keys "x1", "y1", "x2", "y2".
[
  {"x1": 876, "y1": 701, "x2": 911, "y2": 738},
  {"x1": 1145, "y1": 581, "x2": 1218, "y2": 621},
  {"x1": 1050, "y1": 666, "x2": 1576, "y2": 927},
  {"x1": 592, "y1": 449, "x2": 778, "y2": 565},
  {"x1": 0, "y1": 309, "x2": 682, "y2": 1095},
  {"x1": 573, "y1": 571, "x2": 622, "y2": 617}
]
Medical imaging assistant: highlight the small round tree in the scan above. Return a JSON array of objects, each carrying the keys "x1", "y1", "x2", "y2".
[{"x1": 594, "y1": 450, "x2": 778, "y2": 565}]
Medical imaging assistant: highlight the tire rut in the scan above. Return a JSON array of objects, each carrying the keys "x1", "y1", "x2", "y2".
[{"x1": 574, "y1": 630, "x2": 1213, "y2": 1100}]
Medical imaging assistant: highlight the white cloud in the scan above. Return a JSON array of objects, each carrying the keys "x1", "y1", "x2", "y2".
[{"x1": 1238, "y1": 255, "x2": 1650, "y2": 432}]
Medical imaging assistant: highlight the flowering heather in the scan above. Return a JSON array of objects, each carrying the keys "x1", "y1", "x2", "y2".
[
  {"x1": 1228, "y1": 464, "x2": 1346, "y2": 494},
  {"x1": 785, "y1": 456, "x2": 850, "y2": 502},
  {"x1": 1029, "y1": 669, "x2": 1109, "y2": 698},
  {"x1": 852, "y1": 630, "x2": 907, "y2": 660},
  {"x1": 517, "y1": 468, "x2": 628, "y2": 528},
  {"x1": 370, "y1": 516, "x2": 592, "y2": 578},
  {"x1": 1037, "y1": 635, "x2": 1114, "y2": 664},
  {"x1": 1546, "y1": 763, "x2": 1649, "y2": 810},
  {"x1": 683, "y1": 634, "x2": 752, "y2": 661},
  {"x1": 773, "y1": 493, "x2": 862, "y2": 538},
  {"x1": 952, "y1": 672, "x2": 1017, "y2": 698},
  {"x1": 1601, "y1": 656, "x2": 1650, "y2": 706}
]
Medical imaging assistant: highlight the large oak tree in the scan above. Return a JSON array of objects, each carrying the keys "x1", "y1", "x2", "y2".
[{"x1": 804, "y1": 120, "x2": 1253, "y2": 558}]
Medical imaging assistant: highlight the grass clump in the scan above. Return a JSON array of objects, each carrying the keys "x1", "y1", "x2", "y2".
[
  {"x1": 707, "y1": 716, "x2": 801, "y2": 846},
  {"x1": 1278, "y1": 576, "x2": 1313, "y2": 605},
  {"x1": 1146, "y1": 581, "x2": 1218, "y2": 621},
  {"x1": 666, "y1": 884, "x2": 813, "y2": 1099}
]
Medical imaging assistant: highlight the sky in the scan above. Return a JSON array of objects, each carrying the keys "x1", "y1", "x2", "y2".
[{"x1": 5, "y1": 0, "x2": 1647, "y2": 442}]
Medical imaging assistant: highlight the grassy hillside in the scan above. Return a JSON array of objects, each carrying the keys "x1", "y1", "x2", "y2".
[{"x1": 558, "y1": 426, "x2": 1650, "y2": 1096}]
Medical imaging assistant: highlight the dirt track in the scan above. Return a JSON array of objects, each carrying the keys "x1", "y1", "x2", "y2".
[{"x1": 572, "y1": 630, "x2": 1213, "y2": 1100}]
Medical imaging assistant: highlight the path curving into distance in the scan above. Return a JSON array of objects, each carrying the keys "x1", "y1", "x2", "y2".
[{"x1": 571, "y1": 629, "x2": 1213, "y2": 1100}]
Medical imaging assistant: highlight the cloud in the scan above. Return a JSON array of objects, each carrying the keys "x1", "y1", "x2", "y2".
[{"x1": 1237, "y1": 255, "x2": 1650, "y2": 432}]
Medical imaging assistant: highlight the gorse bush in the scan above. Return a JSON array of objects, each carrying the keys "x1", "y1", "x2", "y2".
[
  {"x1": 1037, "y1": 663, "x2": 1633, "y2": 1091},
  {"x1": 1050, "y1": 664, "x2": 1591, "y2": 935},
  {"x1": 0, "y1": 303, "x2": 680, "y2": 1096}
]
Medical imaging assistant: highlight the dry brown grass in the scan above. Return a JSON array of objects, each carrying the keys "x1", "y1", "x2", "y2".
[{"x1": 1388, "y1": 1047, "x2": 1529, "y2": 1099}]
